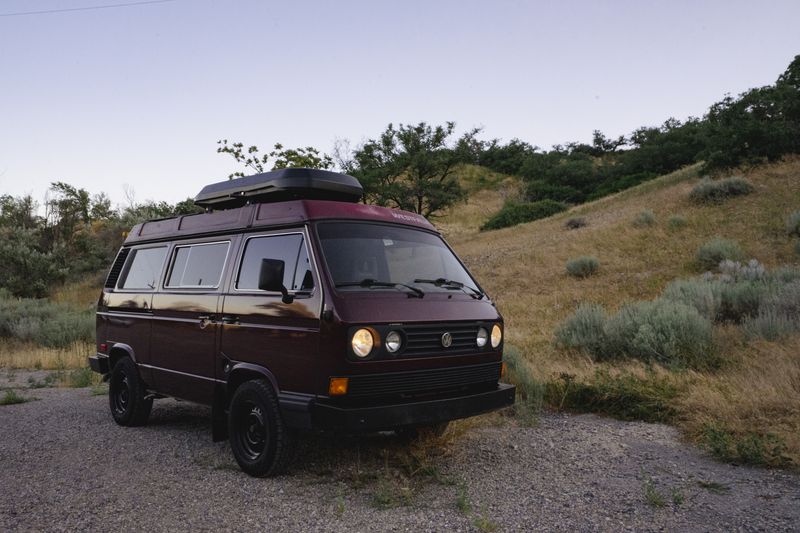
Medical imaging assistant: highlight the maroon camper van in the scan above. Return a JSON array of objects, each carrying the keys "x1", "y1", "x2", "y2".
[{"x1": 89, "y1": 168, "x2": 515, "y2": 476}]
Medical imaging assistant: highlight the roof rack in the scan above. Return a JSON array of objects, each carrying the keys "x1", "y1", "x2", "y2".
[{"x1": 194, "y1": 168, "x2": 363, "y2": 209}]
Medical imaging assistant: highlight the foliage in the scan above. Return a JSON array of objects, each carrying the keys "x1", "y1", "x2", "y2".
[
  {"x1": 632, "y1": 209, "x2": 656, "y2": 227},
  {"x1": 786, "y1": 209, "x2": 800, "y2": 237},
  {"x1": 502, "y1": 346, "x2": 544, "y2": 425},
  {"x1": 0, "y1": 294, "x2": 94, "y2": 348},
  {"x1": 689, "y1": 176, "x2": 754, "y2": 204},
  {"x1": 564, "y1": 217, "x2": 587, "y2": 230},
  {"x1": 545, "y1": 370, "x2": 680, "y2": 423},
  {"x1": 0, "y1": 390, "x2": 33, "y2": 406},
  {"x1": 742, "y1": 281, "x2": 800, "y2": 340},
  {"x1": 701, "y1": 424, "x2": 789, "y2": 467},
  {"x1": 565, "y1": 256, "x2": 599, "y2": 278},
  {"x1": 480, "y1": 199, "x2": 567, "y2": 231},
  {"x1": 695, "y1": 238, "x2": 743, "y2": 271},
  {"x1": 556, "y1": 300, "x2": 715, "y2": 369},
  {"x1": 217, "y1": 139, "x2": 333, "y2": 179},
  {"x1": 0, "y1": 227, "x2": 65, "y2": 298},
  {"x1": 667, "y1": 215, "x2": 687, "y2": 229},
  {"x1": 348, "y1": 122, "x2": 473, "y2": 217}
]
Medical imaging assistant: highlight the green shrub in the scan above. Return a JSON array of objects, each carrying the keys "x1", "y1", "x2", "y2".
[
  {"x1": 565, "y1": 256, "x2": 599, "y2": 278},
  {"x1": 632, "y1": 209, "x2": 656, "y2": 227},
  {"x1": 1, "y1": 390, "x2": 32, "y2": 406},
  {"x1": 0, "y1": 294, "x2": 94, "y2": 348},
  {"x1": 689, "y1": 176, "x2": 754, "y2": 204},
  {"x1": 545, "y1": 370, "x2": 680, "y2": 423},
  {"x1": 667, "y1": 215, "x2": 687, "y2": 229},
  {"x1": 564, "y1": 217, "x2": 587, "y2": 230},
  {"x1": 786, "y1": 210, "x2": 800, "y2": 237},
  {"x1": 695, "y1": 238, "x2": 743, "y2": 271},
  {"x1": 555, "y1": 300, "x2": 715, "y2": 369},
  {"x1": 662, "y1": 278, "x2": 723, "y2": 321},
  {"x1": 480, "y1": 200, "x2": 567, "y2": 231},
  {"x1": 603, "y1": 300, "x2": 715, "y2": 368},
  {"x1": 718, "y1": 258, "x2": 766, "y2": 281},
  {"x1": 743, "y1": 281, "x2": 800, "y2": 340},
  {"x1": 502, "y1": 345, "x2": 544, "y2": 425},
  {"x1": 701, "y1": 424, "x2": 789, "y2": 467}
]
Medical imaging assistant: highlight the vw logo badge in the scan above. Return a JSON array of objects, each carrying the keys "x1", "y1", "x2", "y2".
[{"x1": 441, "y1": 332, "x2": 453, "y2": 348}]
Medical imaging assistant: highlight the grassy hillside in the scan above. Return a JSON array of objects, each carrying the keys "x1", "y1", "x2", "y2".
[{"x1": 442, "y1": 157, "x2": 800, "y2": 467}]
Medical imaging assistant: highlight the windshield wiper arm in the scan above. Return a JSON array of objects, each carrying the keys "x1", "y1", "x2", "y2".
[
  {"x1": 413, "y1": 278, "x2": 484, "y2": 300},
  {"x1": 335, "y1": 278, "x2": 424, "y2": 298}
]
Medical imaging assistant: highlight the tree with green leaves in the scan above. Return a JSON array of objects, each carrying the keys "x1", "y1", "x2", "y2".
[
  {"x1": 216, "y1": 140, "x2": 333, "y2": 179},
  {"x1": 349, "y1": 122, "x2": 469, "y2": 217}
]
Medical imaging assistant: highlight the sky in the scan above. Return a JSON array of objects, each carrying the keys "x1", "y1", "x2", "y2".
[{"x1": 1, "y1": 0, "x2": 799, "y2": 207}]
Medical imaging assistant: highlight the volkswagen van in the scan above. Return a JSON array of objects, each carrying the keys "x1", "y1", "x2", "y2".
[{"x1": 89, "y1": 168, "x2": 514, "y2": 476}]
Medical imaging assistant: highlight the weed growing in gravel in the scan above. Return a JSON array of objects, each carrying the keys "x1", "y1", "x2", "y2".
[
  {"x1": 696, "y1": 480, "x2": 730, "y2": 494},
  {"x1": 643, "y1": 478, "x2": 666, "y2": 508},
  {"x1": 473, "y1": 507, "x2": 499, "y2": 532},
  {"x1": 456, "y1": 482, "x2": 471, "y2": 514},
  {"x1": 66, "y1": 367, "x2": 96, "y2": 388},
  {"x1": 565, "y1": 256, "x2": 599, "y2": 278},
  {"x1": 1, "y1": 389, "x2": 33, "y2": 406},
  {"x1": 370, "y1": 476, "x2": 414, "y2": 509},
  {"x1": 334, "y1": 484, "x2": 346, "y2": 517},
  {"x1": 27, "y1": 373, "x2": 57, "y2": 389},
  {"x1": 90, "y1": 383, "x2": 108, "y2": 396},
  {"x1": 671, "y1": 488, "x2": 685, "y2": 506}
]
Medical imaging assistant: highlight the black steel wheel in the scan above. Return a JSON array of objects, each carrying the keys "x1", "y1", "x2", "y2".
[
  {"x1": 228, "y1": 379, "x2": 295, "y2": 477},
  {"x1": 108, "y1": 356, "x2": 152, "y2": 426}
]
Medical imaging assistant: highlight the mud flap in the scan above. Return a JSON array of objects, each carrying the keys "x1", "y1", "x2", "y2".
[{"x1": 212, "y1": 385, "x2": 228, "y2": 442}]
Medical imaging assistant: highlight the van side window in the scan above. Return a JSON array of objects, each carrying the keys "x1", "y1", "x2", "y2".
[
  {"x1": 237, "y1": 234, "x2": 314, "y2": 292},
  {"x1": 118, "y1": 247, "x2": 167, "y2": 290},
  {"x1": 166, "y1": 242, "x2": 230, "y2": 288}
]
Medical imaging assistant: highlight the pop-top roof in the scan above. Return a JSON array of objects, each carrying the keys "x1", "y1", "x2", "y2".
[{"x1": 194, "y1": 168, "x2": 363, "y2": 209}]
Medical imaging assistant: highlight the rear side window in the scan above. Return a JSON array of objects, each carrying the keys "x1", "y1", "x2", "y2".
[
  {"x1": 236, "y1": 234, "x2": 314, "y2": 292},
  {"x1": 118, "y1": 247, "x2": 167, "y2": 290},
  {"x1": 166, "y1": 241, "x2": 230, "y2": 288}
]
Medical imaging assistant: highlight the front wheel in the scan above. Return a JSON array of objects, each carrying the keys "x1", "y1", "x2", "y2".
[
  {"x1": 228, "y1": 380, "x2": 295, "y2": 477},
  {"x1": 108, "y1": 356, "x2": 152, "y2": 426}
]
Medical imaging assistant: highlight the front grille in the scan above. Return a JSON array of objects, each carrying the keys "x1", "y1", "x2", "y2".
[
  {"x1": 347, "y1": 362, "x2": 501, "y2": 398},
  {"x1": 403, "y1": 322, "x2": 482, "y2": 357}
]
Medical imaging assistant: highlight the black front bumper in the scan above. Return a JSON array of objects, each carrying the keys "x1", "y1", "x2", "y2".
[
  {"x1": 88, "y1": 354, "x2": 110, "y2": 374},
  {"x1": 279, "y1": 383, "x2": 516, "y2": 431}
]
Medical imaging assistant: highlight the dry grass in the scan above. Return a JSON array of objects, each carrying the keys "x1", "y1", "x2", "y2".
[
  {"x1": 0, "y1": 339, "x2": 93, "y2": 370},
  {"x1": 51, "y1": 273, "x2": 104, "y2": 308},
  {"x1": 439, "y1": 156, "x2": 800, "y2": 465}
]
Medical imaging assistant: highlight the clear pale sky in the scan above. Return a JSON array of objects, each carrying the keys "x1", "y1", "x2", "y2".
[{"x1": 1, "y1": 0, "x2": 798, "y2": 206}]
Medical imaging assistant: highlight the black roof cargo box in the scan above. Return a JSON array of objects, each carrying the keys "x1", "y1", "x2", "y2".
[{"x1": 194, "y1": 168, "x2": 363, "y2": 209}]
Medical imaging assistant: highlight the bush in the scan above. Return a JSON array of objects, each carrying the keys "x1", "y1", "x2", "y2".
[
  {"x1": 632, "y1": 209, "x2": 656, "y2": 228},
  {"x1": 564, "y1": 217, "x2": 587, "y2": 230},
  {"x1": 502, "y1": 346, "x2": 544, "y2": 425},
  {"x1": 689, "y1": 176, "x2": 754, "y2": 204},
  {"x1": 565, "y1": 256, "x2": 599, "y2": 278},
  {"x1": 545, "y1": 370, "x2": 680, "y2": 423},
  {"x1": 718, "y1": 258, "x2": 766, "y2": 281},
  {"x1": 702, "y1": 424, "x2": 789, "y2": 467},
  {"x1": 667, "y1": 215, "x2": 687, "y2": 229},
  {"x1": 662, "y1": 278, "x2": 723, "y2": 321},
  {"x1": 695, "y1": 238, "x2": 743, "y2": 271},
  {"x1": 554, "y1": 303, "x2": 607, "y2": 355},
  {"x1": 555, "y1": 300, "x2": 715, "y2": 369},
  {"x1": 796, "y1": 241, "x2": 800, "y2": 257},
  {"x1": 743, "y1": 281, "x2": 800, "y2": 340},
  {"x1": 787, "y1": 210, "x2": 800, "y2": 237},
  {"x1": 480, "y1": 199, "x2": 567, "y2": 231},
  {"x1": 0, "y1": 294, "x2": 94, "y2": 348}
]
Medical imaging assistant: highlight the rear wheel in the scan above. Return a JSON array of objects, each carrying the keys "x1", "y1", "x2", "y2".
[
  {"x1": 228, "y1": 379, "x2": 295, "y2": 477},
  {"x1": 108, "y1": 356, "x2": 152, "y2": 426}
]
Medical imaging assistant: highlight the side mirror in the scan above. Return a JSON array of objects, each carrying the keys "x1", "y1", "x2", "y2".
[{"x1": 258, "y1": 259, "x2": 294, "y2": 304}]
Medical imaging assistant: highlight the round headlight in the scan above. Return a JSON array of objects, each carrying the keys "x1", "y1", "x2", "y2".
[
  {"x1": 476, "y1": 327, "x2": 488, "y2": 347},
  {"x1": 351, "y1": 328, "x2": 375, "y2": 358},
  {"x1": 490, "y1": 324, "x2": 503, "y2": 348},
  {"x1": 385, "y1": 330, "x2": 402, "y2": 353}
]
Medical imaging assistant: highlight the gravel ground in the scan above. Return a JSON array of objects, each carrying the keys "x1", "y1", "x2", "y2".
[{"x1": 1, "y1": 371, "x2": 799, "y2": 532}]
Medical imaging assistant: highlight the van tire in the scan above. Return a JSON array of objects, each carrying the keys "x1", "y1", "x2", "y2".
[
  {"x1": 228, "y1": 379, "x2": 295, "y2": 477},
  {"x1": 109, "y1": 356, "x2": 153, "y2": 426}
]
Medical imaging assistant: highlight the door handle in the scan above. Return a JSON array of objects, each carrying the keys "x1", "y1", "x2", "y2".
[
  {"x1": 198, "y1": 314, "x2": 214, "y2": 329},
  {"x1": 221, "y1": 315, "x2": 240, "y2": 326}
]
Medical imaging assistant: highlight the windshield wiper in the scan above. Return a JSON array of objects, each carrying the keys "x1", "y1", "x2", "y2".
[
  {"x1": 413, "y1": 278, "x2": 484, "y2": 300},
  {"x1": 336, "y1": 278, "x2": 424, "y2": 298}
]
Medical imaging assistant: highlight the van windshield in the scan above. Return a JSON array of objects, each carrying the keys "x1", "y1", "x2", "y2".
[{"x1": 316, "y1": 222, "x2": 481, "y2": 297}]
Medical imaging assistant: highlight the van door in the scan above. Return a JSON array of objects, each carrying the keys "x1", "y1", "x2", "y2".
[
  {"x1": 220, "y1": 230, "x2": 321, "y2": 393},
  {"x1": 149, "y1": 239, "x2": 233, "y2": 403}
]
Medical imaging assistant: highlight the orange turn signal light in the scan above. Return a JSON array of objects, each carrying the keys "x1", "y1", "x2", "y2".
[{"x1": 328, "y1": 377, "x2": 349, "y2": 396}]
